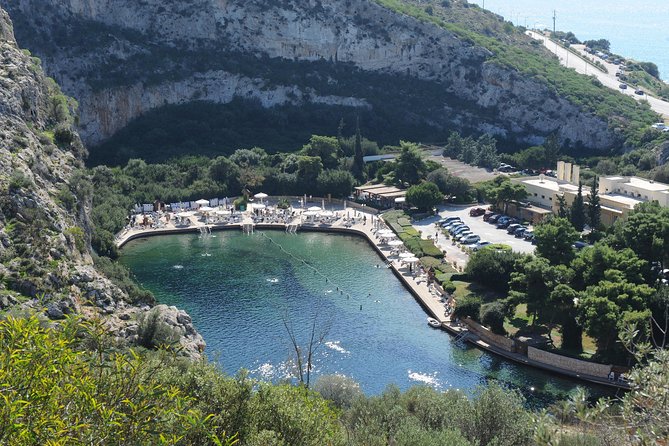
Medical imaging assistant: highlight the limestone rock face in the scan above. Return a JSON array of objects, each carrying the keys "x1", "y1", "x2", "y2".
[
  {"x1": 6, "y1": 0, "x2": 619, "y2": 150},
  {"x1": 0, "y1": 7, "x2": 203, "y2": 359}
]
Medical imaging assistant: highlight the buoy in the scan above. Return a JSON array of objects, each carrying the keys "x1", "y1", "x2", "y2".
[{"x1": 359, "y1": 305, "x2": 362, "y2": 311}]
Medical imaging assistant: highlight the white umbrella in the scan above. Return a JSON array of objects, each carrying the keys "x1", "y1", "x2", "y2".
[
  {"x1": 214, "y1": 210, "x2": 228, "y2": 216},
  {"x1": 195, "y1": 199, "x2": 209, "y2": 206},
  {"x1": 378, "y1": 230, "x2": 395, "y2": 236},
  {"x1": 251, "y1": 203, "x2": 266, "y2": 210},
  {"x1": 308, "y1": 206, "x2": 322, "y2": 212},
  {"x1": 199, "y1": 206, "x2": 214, "y2": 212},
  {"x1": 254, "y1": 192, "x2": 268, "y2": 199},
  {"x1": 399, "y1": 252, "x2": 414, "y2": 259},
  {"x1": 320, "y1": 210, "x2": 335, "y2": 217},
  {"x1": 381, "y1": 233, "x2": 398, "y2": 239},
  {"x1": 302, "y1": 210, "x2": 319, "y2": 216},
  {"x1": 403, "y1": 256, "x2": 420, "y2": 263},
  {"x1": 387, "y1": 240, "x2": 403, "y2": 247}
]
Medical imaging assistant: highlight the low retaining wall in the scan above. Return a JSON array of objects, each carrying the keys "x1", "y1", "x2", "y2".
[
  {"x1": 464, "y1": 318, "x2": 515, "y2": 352},
  {"x1": 528, "y1": 347, "x2": 611, "y2": 378}
]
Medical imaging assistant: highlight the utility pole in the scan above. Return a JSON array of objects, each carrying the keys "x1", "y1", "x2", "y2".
[{"x1": 552, "y1": 10, "x2": 556, "y2": 35}]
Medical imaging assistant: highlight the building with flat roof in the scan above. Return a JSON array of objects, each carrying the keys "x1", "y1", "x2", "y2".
[{"x1": 512, "y1": 161, "x2": 669, "y2": 226}]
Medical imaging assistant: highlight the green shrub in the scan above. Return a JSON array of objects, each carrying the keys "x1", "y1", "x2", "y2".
[
  {"x1": 137, "y1": 308, "x2": 181, "y2": 349},
  {"x1": 453, "y1": 295, "x2": 482, "y2": 320},
  {"x1": 397, "y1": 217, "x2": 412, "y2": 227},
  {"x1": 419, "y1": 239, "x2": 443, "y2": 257},
  {"x1": 442, "y1": 280, "x2": 457, "y2": 294},
  {"x1": 480, "y1": 301, "x2": 507, "y2": 335}
]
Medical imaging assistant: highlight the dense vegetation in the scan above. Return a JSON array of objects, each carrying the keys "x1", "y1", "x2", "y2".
[{"x1": 457, "y1": 191, "x2": 669, "y2": 364}]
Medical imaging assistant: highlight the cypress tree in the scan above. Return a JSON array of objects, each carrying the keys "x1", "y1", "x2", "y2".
[
  {"x1": 557, "y1": 193, "x2": 569, "y2": 219},
  {"x1": 570, "y1": 182, "x2": 586, "y2": 232},
  {"x1": 588, "y1": 176, "x2": 601, "y2": 230},
  {"x1": 352, "y1": 116, "x2": 364, "y2": 180}
]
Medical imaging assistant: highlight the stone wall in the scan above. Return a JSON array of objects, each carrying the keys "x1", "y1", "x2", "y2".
[
  {"x1": 528, "y1": 347, "x2": 612, "y2": 378},
  {"x1": 464, "y1": 318, "x2": 516, "y2": 352}
]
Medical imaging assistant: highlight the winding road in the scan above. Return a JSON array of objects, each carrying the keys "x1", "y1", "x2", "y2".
[{"x1": 527, "y1": 30, "x2": 669, "y2": 120}]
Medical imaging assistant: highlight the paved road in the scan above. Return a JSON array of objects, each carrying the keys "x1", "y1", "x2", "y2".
[
  {"x1": 411, "y1": 205, "x2": 536, "y2": 270},
  {"x1": 526, "y1": 30, "x2": 669, "y2": 120}
]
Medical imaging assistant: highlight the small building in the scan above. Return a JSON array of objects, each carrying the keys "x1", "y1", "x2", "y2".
[{"x1": 354, "y1": 184, "x2": 407, "y2": 209}]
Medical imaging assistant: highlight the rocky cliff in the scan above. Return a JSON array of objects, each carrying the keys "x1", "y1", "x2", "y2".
[
  {"x1": 0, "y1": 7, "x2": 204, "y2": 356},
  {"x1": 4, "y1": 0, "x2": 623, "y2": 154}
]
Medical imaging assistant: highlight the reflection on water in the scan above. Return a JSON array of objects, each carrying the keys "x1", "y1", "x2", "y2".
[{"x1": 120, "y1": 231, "x2": 617, "y2": 406}]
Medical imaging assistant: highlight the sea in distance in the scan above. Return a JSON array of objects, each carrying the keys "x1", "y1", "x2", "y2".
[
  {"x1": 120, "y1": 230, "x2": 617, "y2": 407},
  {"x1": 469, "y1": 0, "x2": 669, "y2": 81}
]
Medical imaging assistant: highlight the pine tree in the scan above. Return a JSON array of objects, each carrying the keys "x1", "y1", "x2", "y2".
[
  {"x1": 570, "y1": 182, "x2": 586, "y2": 232},
  {"x1": 352, "y1": 116, "x2": 364, "y2": 180},
  {"x1": 588, "y1": 176, "x2": 601, "y2": 230}
]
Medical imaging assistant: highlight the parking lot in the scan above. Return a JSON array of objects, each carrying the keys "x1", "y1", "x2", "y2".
[{"x1": 412, "y1": 205, "x2": 536, "y2": 270}]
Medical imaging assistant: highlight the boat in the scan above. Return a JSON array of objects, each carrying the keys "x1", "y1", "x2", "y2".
[{"x1": 427, "y1": 317, "x2": 441, "y2": 328}]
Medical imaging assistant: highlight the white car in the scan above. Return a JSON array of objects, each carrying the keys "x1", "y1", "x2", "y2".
[
  {"x1": 455, "y1": 231, "x2": 473, "y2": 241},
  {"x1": 472, "y1": 241, "x2": 491, "y2": 251},
  {"x1": 461, "y1": 234, "x2": 481, "y2": 245},
  {"x1": 651, "y1": 122, "x2": 667, "y2": 130}
]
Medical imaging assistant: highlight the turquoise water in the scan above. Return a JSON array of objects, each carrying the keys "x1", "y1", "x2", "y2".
[
  {"x1": 119, "y1": 230, "x2": 615, "y2": 406},
  {"x1": 469, "y1": 0, "x2": 669, "y2": 81}
]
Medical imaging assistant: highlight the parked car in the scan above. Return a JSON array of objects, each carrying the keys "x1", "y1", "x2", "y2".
[
  {"x1": 652, "y1": 122, "x2": 667, "y2": 130},
  {"x1": 506, "y1": 223, "x2": 522, "y2": 234},
  {"x1": 483, "y1": 211, "x2": 494, "y2": 221},
  {"x1": 451, "y1": 226, "x2": 470, "y2": 236},
  {"x1": 573, "y1": 241, "x2": 590, "y2": 250},
  {"x1": 439, "y1": 216, "x2": 461, "y2": 225},
  {"x1": 472, "y1": 241, "x2": 492, "y2": 251},
  {"x1": 455, "y1": 231, "x2": 473, "y2": 242},
  {"x1": 619, "y1": 83, "x2": 627, "y2": 89},
  {"x1": 441, "y1": 220, "x2": 462, "y2": 229},
  {"x1": 469, "y1": 207, "x2": 486, "y2": 217},
  {"x1": 497, "y1": 219, "x2": 513, "y2": 229},
  {"x1": 635, "y1": 89, "x2": 644, "y2": 95},
  {"x1": 488, "y1": 214, "x2": 502, "y2": 223},
  {"x1": 461, "y1": 234, "x2": 481, "y2": 245},
  {"x1": 514, "y1": 227, "x2": 527, "y2": 238},
  {"x1": 448, "y1": 224, "x2": 467, "y2": 234},
  {"x1": 440, "y1": 218, "x2": 461, "y2": 228},
  {"x1": 524, "y1": 231, "x2": 535, "y2": 242}
]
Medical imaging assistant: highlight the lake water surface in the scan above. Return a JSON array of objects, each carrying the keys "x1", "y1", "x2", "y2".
[{"x1": 119, "y1": 230, "x2": 615, "y2": 406}]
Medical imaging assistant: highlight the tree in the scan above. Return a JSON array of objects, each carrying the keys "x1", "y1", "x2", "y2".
[
  {"x1": 465, "y1": 249, "x2": 524, "y2": 294},
  {"x1": 296, "y1": 156, "x2": 323, "y2": 185},
  {"x1": 509, "y1": 256, "x2": 556, "y2": 323},
  {"x1": 406, "y1": 182, "x2": 442, "y2": 211},
  {"x1": 453, "y1": 295, "x2": 482, "y2": 320},
  {"x1": 587, "y1": 176, "x2": 601, "y2": 231},
  {"x1": 426, "y1": 168, "x2": 472, "y2": 201},
  {"x1": 351, "y1": 116, "x2": 365, "y2": 180},
  {"x1": 316, "y1": 170, "x2": 355, "y2": 198},
  {"x1": 570, "y1": 182, "x2": 586, "y2": 232},
  {"x1": 534, "y1": 217, "x2": 579, "y2": 265},
  {"x1": 549, "y1": 284, "x2": 582, "y2": 351},
  {"x1": 556, "y1": 193, "x2": 569, "y2": 219},
  {"x1": 514, "y1": 146, "x2": 547, "y2": 170},
  {"x1": 394, "y1": 141, "x2": 427, "y2": 186},
  {"x1": 443, "y1": 132, "x2": 464, "y2": 159},
  {"x1": 480, "y1": 302, "x2": 506, "y2": 335},
  {"x1": 583, "y1": 38, "x2": 610, "y2": 51},
  {"x1": 302, "y1": 135, "x2": 340, "y2": 170},
  {"x1": 474, "y1": 134, "x2": 499, "y2": 169},
  {"x1": 496, "y1": 181, "x2": 527, "y2": 214},
  {"x1": 618, "y1": 202, "x2": 669, "y2": 266},
  {"x1": 209, "y1": 156, "x2": 240, "y2": 193}
]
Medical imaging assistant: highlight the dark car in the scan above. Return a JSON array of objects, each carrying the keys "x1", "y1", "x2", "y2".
[
  {"x1": 496, "y1": 218, "x2": 512, "y2": 229},
  {"x1": 573, "y1": 241, "x2": 590, "y2": 250},
  {"x1": 488, "y1": 214, "x2": 501, "y2": 223},
  {"x1": 483, "y1": 211, "x2": 494, "y2": 221},
  {"x1": 524, "y1": 231, "x2": 534, "y2": 241},
  {"x1": 514, "y1": 227, "x2": 527, "y2": 238},
  {"x1": 506, "y1": 223, "x2": 522, "y2": 234},
  {"x1": 619, "y1": 83, "x2": 627, "y2": 90},
  {"x1": 635, "y1": 89, "x2": 644, "y2": 95},
  {"x1": 469, "y1": 207, "x2": 486, "y2": 217}
]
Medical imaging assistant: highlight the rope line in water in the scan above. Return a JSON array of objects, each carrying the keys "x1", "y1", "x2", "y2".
[{"x1": 258, "y1": 231, "x2": 356, "y2": 302}]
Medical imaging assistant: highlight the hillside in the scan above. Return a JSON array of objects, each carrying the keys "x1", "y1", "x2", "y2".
[
  {"x1": 0, "y1": 7, "x2": 203, "y2": 355},
  {"x1": 4, "y1": 0, "x2": 658, "y2": 164}
]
